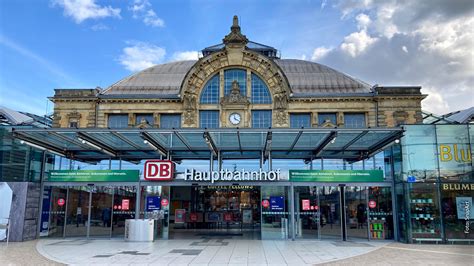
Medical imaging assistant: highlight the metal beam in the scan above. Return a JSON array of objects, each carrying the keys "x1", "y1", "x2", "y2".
[
  {"x1": 203, "y1": 131, "x2": 218, "y2": 156},
  {"x1": 13, "y1": 132, "x2": 67, "y2": 157},
  {"x1": 341, "y1": 131, "x2": 369, "y2": 151},
  {"x1": 366, "y1": 131, "x2": 403, "y2": 158},
  {"x1": 286, "y1": 130, "x2": 303, "y2": 155},
  {"x1": 263, "y1": 130, "x2": 272, "y2": 158},
  {"x1": 77, "y1": 132, "x2": 117, "y2": 157},
  {"x1": 112, "y1": 131, "x2": 143, "y2": 150},
  {"x1": 313, "y1": 131, "x2": 337, "y2": 157},
  {"x1": 236, "y1": 129, "x2": 243, "y2": 154},
  {"x1": 173, "y1": 131, "x2": 194, "y2": 153},
  {"x1": 140, "y1": 131, "x2": 168, "y2": 156}
]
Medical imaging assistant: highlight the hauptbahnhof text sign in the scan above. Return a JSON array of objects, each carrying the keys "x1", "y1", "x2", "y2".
[{"x1": 289, "y1": 170, "x2": 384, "y2": 182}]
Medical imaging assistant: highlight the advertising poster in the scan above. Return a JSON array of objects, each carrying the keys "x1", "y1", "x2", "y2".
[
  {"x1": 270, "y1": 196, "x2": 285, "y2": 211},
  {"x1": 39, "y1": 187, "x2": 51, "y2": 236},
  {"x1": 302, "y1": 199, "x2": 310, "y2": 211},
  {"x1": 146, "y1": 196, "x2": 161, "y2": 211},
  {"x1": 175, "y1": 209, "x2": 186, "y2": 223},
  {"x1": 456, "y1": 197, "x2": 474, "y2": 220},
  {"x1": 208, "y1": 212, "x2": 220, "y2": 222},
  {"x1": 121, "y1": 199, "x2": 130, "y2": 211},
  {"x1": 242, "y1": 209, "x2": 252, "y2": 224}
]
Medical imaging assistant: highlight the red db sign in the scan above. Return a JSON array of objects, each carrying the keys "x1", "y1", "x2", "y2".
[
  {"x1": 57, "y1": 198, "x2": 65, "y2": 206},
  {"x1": 369, "y1": 200, "x2": 377, "y2": 209},
  {"x1": 144, "y1": 160, "x2": 174, "y2": 181}
]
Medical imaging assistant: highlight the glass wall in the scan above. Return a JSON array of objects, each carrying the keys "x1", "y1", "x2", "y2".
[
  {"x1": 397, "y1": 124, "x2": 473, "y2": 243},
  {"x1": 261, "y1": 186, "x2": 289, "y2": 239},
  {"x1": 0, "y1": 126, "x2": 54, "y2": 182}
]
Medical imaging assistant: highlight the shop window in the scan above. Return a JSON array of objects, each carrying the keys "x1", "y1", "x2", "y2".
[
  {"x1": 224, "y1": 69, "x2": 246, "y2": 96},
  {"x1": 251, "y1": 73, "x2": 271, "y2": 104},
  {"x1": 436, "y1": 125, "x2": 472, "y2": 181},
  {"x1": 318, "y1": 113, "x2": 337, "y2": 126},
  {"x1": 401, "y1": 125, "x2": 438, "y2": 182},
  {"x1": 200, "y1": 74, "x2": 220, "y2": 104},
  {"x1": 368, "y1": 187, "x2": 394, "y2": 239},
  {"x1": 440, "y1": 184, "x2": 474, "y2": 242},
  {"x1": 251, "y1": 110, "x2": 272, "y2": 128},
  {"x1": 408, "y1": 183, "x2": 442, "y2": 241},
  {"x1": 160, "y1": 114, "x2": 181, "y2": 129},
  {"x1": 290, "y1": 113, "x2": 311, "y2": 128},
  {"x1": 135, "y1": 114, "x2": 154, "y2": 126},
  {"x1": 344, "y1": 113, "x2": 366, "y2": 128},
  {"x1": 107, "y1": 114, "x2": 128, "y2": 128},
  {"x1": 199, "y1": 110, "x2": 219, "y2": 128}
]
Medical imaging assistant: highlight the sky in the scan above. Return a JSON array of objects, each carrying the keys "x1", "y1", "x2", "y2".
[{"x1": 0, "y1": 0, "x2": 473, "y2": 116}]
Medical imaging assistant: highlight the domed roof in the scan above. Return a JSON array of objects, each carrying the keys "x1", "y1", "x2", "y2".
[
  {"x1": 101, "y1": 59, "x2": 371, "y2": 97},
  {"x1": 274, "y1": 59, "x2": 371, "y2": 95},
  {"x1": 101, "y1": 60, "x2": 196, "y2": 97}
]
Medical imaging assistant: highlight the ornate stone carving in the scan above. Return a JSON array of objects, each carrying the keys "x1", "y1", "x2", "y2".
[
  {"x1": 220, "y1": 81, "x2": 249, "y2": 106},
  {"x1": 135, "y1": 118, "x2": 152, "y2": 129},
  {"x1": 66, "y1": 111, "x2": 81, "y2": 120},
  {"x1": 274, "y1": 91, "x2": 288, "y2": 110},
  {"x1": 274, "y1": 110, "x2": 288, "y2": 126},
  {"x1": 223, "y1": 15, "x2": 248, "y2": 47},
  {"x1": 182, "y1": 86, "x2": 198, "y2": 126}
]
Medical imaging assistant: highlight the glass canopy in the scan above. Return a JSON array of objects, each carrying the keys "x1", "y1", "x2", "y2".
[{"x1": 12, "y1": 128, "x2": 403, "y2": 162}]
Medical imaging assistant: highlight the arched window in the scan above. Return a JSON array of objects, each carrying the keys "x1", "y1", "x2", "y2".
[
  {"x1": 224, "y1": 69, "x2": 246, "y2": 95},
  {"x1": 200, "y1": 74, "x2": 220, "y2": 104},
  {"x1": 251, "y1": 73, "x2": 272, "y2": 104}
]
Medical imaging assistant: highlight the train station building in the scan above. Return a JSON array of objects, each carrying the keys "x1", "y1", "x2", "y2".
[{"x1": 1, "y1": 16, "x2": 472, "y2": 244}]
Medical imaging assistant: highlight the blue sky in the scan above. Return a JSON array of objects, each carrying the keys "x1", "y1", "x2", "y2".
[{"x1": 1, "y1": 0, "x2": 473, "y2": 115}]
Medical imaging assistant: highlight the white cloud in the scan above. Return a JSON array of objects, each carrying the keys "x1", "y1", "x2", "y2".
[
  {"x1": 171, "y1": 51, "x2": 199, "y2": 61},
  {"x1": 51, "y1": 0, "x2": 121, "y2": 24},
  {"x1": 311, "y1": 46, "x2": 333, "y2": 61},
  {"x1": 90, "y1": 23, "x2": 109, "y2": 31},
  {"x1": 340, "y1": 30, "x2": 377, "y2": 57},
  {"x1": 308, "y1": 0, "x2": 474, "y2": 114},
  {"x1": 119, "y1": 42, "x2": 166, "y2": 72},
  {"x1": 355, "y1": 13, "x2": 371, "y2": 30},
  {"x1": 130, "y1": 0, "x2": 164, "y2": 28},
  {"x1": 421, "y1": 87, "x2": 451, "y2": 114}
]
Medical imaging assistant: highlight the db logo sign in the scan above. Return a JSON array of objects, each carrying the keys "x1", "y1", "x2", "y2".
[{"x1": 144, "y1": 160, "x2": 174, "y2": 181}]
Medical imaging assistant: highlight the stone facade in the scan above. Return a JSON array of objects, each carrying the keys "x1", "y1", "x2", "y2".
[{"x1": 50, "y1": 17, "x2": 426, "y2": 130}]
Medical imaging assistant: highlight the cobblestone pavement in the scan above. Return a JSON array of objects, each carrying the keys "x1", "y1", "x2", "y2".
[
  {"x1": 1, "y1": 239, "x2": 473, "y2": 265},
  {"x1": 0, "y1": 240, "x2": 63, "y2": 266}
]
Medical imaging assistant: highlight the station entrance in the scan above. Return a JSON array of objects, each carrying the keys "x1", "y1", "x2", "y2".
[{"x1": 168, "y1": 186, "x2": 261, "y2": 239}]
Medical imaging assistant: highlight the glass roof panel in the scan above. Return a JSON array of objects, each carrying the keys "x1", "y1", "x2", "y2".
[
  {"x1": 86, "y1": 132, "x2": 135, "y2": 150},
  {"x1": 209, "y1": 132, "x2": 239, "y2": 150},
  {"x1": 239, "y1": 132, "x2": 266, "y2": 149},
  {"x1": 349, "y1": 131, "x2": 393, "y2": 149},
  {"x1": 293, "y1": 132, "x2": 328, "y2": 150},
  {"x1": 325, "y1": 132, "x2": 361, "y2": 149},
  {"x1": 272, "y1": 132, "x2": 300, "y2": 150}
]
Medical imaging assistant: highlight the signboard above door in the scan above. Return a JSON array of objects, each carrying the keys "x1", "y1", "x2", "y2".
[
  {"x1": 47, "y1": 170, "x2": 140, "y2": 182},
  {"x1": 289, "y1": 170, "x2": 384, "y2": 183}
]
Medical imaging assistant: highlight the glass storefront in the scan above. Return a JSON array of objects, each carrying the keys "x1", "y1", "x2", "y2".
[{"x1": 396, "y1": 124, "x2": 473, "y2": 244}]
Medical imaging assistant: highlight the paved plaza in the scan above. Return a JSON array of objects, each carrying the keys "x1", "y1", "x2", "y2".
[{"x1": 1, "y1": 238, "x2": 473, "y2": 265}]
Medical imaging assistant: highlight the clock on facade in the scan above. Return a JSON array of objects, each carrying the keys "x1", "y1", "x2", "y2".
[{"x1": 229, "y1": 113, "x2": 241, "y2": 125}]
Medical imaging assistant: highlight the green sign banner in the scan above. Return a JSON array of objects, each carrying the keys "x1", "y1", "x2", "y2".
[
  {"x1": 47, "y1": 170, "x2": 140, "y2": 182},
  {"x1": 289, "y1": 170, "x2": 384, "y2": 182}
]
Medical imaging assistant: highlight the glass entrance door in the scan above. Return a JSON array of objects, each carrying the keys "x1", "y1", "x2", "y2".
[
  {"x1": 294, "y1": 186, "x2": 319, "y2": 239},
  {"x1": 112, "y1": 186, "x2": 137, "y2": 237},
  {"x1": 65, "y1": 186, "x2": 90, "y2": 237},
  {"x1": 89, "y1": 186, "x2": 114, "y2": 238},
  {"x1": 319, "y1": 186, "x2": 341, "y2": 239},
  {"x1": 345, "y1": 186, "x2": 369, "y2": 240}
]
